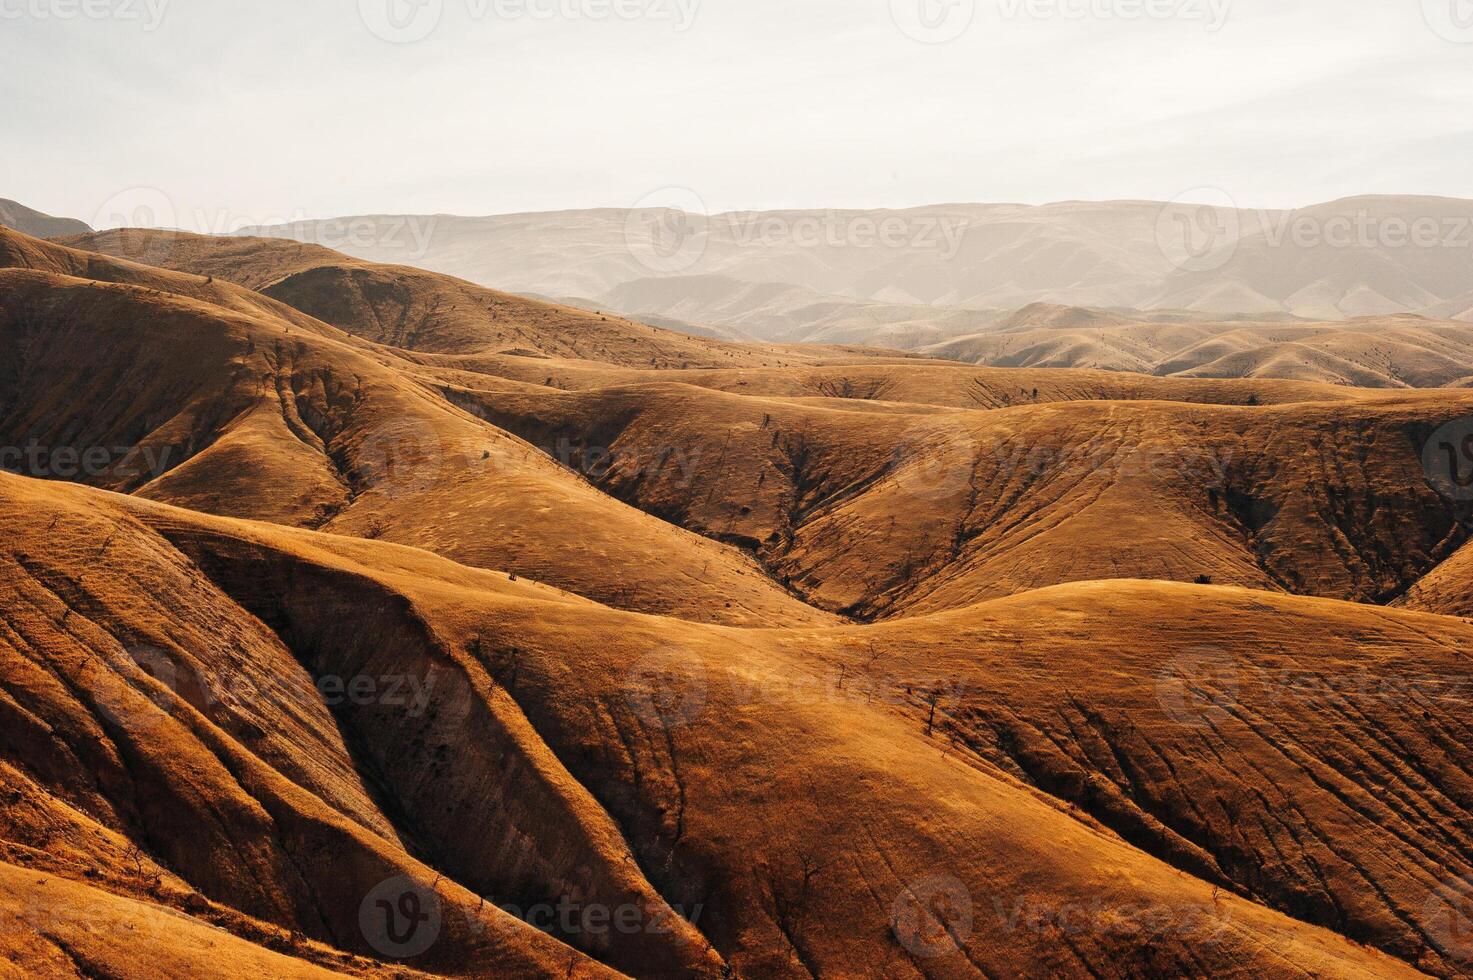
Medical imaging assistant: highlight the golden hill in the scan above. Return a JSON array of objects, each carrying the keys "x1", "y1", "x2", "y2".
[
  {"x1": 0, "y1": 225, "x2": 338, "y2": 336},
  {"x1": 6, "y1": 226, "x2": 1473, "y2": 978},
  {"x1": 0, "y1": 251, "x2": 833, "y2": 627},
  {"x1": 0, "y1": 472, "x2": 1446, "y2": 977},
  {"x1": 440, "y1": 369, "x2": 1473, "y2": 616}
]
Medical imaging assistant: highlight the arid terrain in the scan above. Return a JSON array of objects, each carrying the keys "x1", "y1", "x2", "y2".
[{"x1": 4, "y1": 211, "x2": 1473, "y2": 979}]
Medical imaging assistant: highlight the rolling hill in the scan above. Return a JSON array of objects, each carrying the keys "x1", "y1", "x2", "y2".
[
  {"x1": 0, "y1": 198, "x2": 90, "y2": 239},
  {"x1": 6, "y1": 223, "x2": 1473, "y2": 977},
  {"x1": 926, "y1": 307, "x2": 1473, "y2": 388},
  {"x1": 0, "y1": 471, "x2": 1448, "y2": 977},
  {"x1": 0, "y1": 231, "x2": 838, "y2": 627},
  {"x1": 441, "y1": 368, "x2": 1472, "y2": 617}
]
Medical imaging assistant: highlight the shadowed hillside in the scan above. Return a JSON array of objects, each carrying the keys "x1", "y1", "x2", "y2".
[
  {"x1": 0, "y1": 472, "x2": 1444, "y2": 977},
  {"x1": 5, "y1": 227, "x2": 1473, "y2": 978},
  {"x1": 440, "y1": 371, "x2": 1473, "y2": 617},
  {"x1": 0, "y1": 248, "x2": 836, "y2": 628}
]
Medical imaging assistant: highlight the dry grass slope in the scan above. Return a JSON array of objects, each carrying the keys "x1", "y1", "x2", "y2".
[
  {"x1": 0, "y1": 473, "x2": 1442, "y2": 977},
  {"x1": 5, "y1": 226, "x2": 1473, "y2": 978}
]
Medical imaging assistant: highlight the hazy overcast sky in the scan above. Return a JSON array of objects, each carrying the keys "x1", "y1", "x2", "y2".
[{"x1": 4, "y1": 0, "x2": 1471, "y2": 229}]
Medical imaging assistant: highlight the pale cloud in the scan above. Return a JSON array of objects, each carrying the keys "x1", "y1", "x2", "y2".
[{"x1": 1, "y1": 0, "x2": 1468, "y2": 228}]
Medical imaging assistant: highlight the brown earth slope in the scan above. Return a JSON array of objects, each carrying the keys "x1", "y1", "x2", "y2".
[
  {"x1": 0, "y1": 474, "x2": 685, "y2": 978},
  {"x1": 428, "y1": 356, "x2": 1355, "y2": 408},
  {"x1": 1399, "y1": 536, "x2": 1473, "y2": 618},
  {"x1": 0, "y1": 264, "x2": 831, "y2": 627},
  {"x1": 7, "y1": 228, "x2": 1473, "y2": 977},
  {"x1": 440, "y1": 371, "x2": 1473, "y2": 617},
  {"x1": 0, "y1": 225, "x2": 340, "y2": 336},
  {"x1": 0, "y1": 471, "x2": 1449, "y2": 977},
  {"x1": 6, "y1": 236, "x2": 1473, "y2": 623}
]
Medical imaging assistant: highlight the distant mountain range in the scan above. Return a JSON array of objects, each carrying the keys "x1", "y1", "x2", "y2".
[
  {"x1": 240, "y1": 196, "x2": 1473, "y2": 348},
  {"x1": 16, "y1": 194, "x2": 1473, "y2": 387}
]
